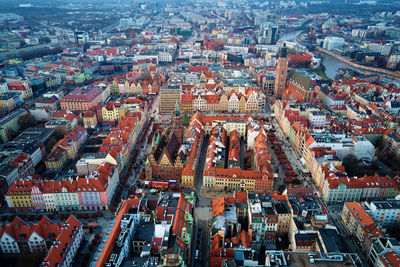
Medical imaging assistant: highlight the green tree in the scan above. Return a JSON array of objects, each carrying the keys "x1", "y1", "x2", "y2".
[
  {"x1": 46, "y1": 137, "x2": 58, "y2": 153},
  {"x1": 18, "y1": 113, "x2": 36, "y2": 131},
  {"x1": 182, "y1": 110, "x2": 189, "y2": 126},
  {"x1": 5, "y1": 127, "x2": 17, "y2": 141}
]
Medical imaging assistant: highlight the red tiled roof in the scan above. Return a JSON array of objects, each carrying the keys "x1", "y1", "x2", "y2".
[
  {"x1": 60, "y1": 88, "x2": 102, "y2": 103},
  {"x1": 212, "y1": 197, "x2": 225, "y2": 217},
  {"x1": 234, "y1": 191, "x2": 247, "y2": 203},
  {"x1": 344, "y1": 202, "x2": 383, "y2": 240},
  {"x1": 171, "y1": 194, "x2": 192, "y2": 250},
  {"x1": 8, "y1": 81, "x2": 27, "y2": 91},
  {"x1": 96, "y1": 199, "x2": 140, "y2": 266},
  {"x1": 181, "y1": 94, "x2": 193, "y2": 102},
  {"x1": 10, "y1": 153, "x2": 30, "y2": 166},
  {"x1": 42, "y1": 215, "x2": 81, "y2": 267},
  {"x1": 379, "y1": 250, "x2": 400, "y2": 267},
  {"x1": 205, "y1": 94, "x2": 219, "y2": 104},
  {"x1": 328, "y1": 175, "x2": 399, "y2": 189}
]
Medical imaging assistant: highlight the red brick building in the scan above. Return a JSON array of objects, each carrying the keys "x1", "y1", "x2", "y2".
[{"x1": 146, "y1": 130, "x2": 183, "y2": 182}]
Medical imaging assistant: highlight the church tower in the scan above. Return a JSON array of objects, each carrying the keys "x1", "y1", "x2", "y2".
[
  {"x1": 274, "y1": 43, "x2": 289, "y2": 99},
  {"x1": 172, "y1": 101, "x2": 183, "y2": 143},
  {"x1": 172, "y1": 101, "x2": 182, "y2": 128},
  {"x1": 145, "y1": 158, "x2": 152, "y2": 181}
]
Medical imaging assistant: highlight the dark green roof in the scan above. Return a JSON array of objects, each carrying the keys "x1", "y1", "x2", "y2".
[{"x1": 288, "y1": 70, "x2": 313, "y2": 91}]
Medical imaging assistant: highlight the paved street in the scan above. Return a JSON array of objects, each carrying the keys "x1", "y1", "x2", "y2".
[
  {"x1": 327, "y1": 206, "x2": 367, "y2": 266},
  {"x1": 194, "y1": 136, "x2": 211, "y2": 207},
  {"x1": 193, "y1": 207, "x2": 211, "y2": 267},
  {"x1": 270, "y1": 117, "x2": 318, "y2": 191}
]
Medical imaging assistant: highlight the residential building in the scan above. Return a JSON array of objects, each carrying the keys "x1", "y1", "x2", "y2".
[
  {"x1": 180, "y1": 116, "x2": 204, "y2": 186},
  {"x1": 0, "y1": 109, "x2": 28, "y2": 143},
  {"x1": 0, "y1": 93, "x2": 16, "y2": 111},
  {"x1": 41, "y1": 215, "x2": 83, "y2": 267},
  {"x1": 45, "y1": 120, "x2": 71, "y2": 136},
  {"x1": 322, "y1": 174, "x2": 399, "y2": 204},
  {"x1": 203, "y1": 123, "x2": 273, "y2": 192},
  {"x1": 367, "y1": 200, "x2": 400, "y2": 228},
  {"x1": 60, "y1": 88, "x2": 103, "y2": 111},
  {"x1": 341, "y1": 202, "x2": 384, "y2": 255},
  {"x1": 0, "y1": 216, "x2": 60, "y2": 254},
  {"x1": 10, "y1": 153, "x2": 34, "y2": 177},
  {"x1": 83, "y1": 110, "x2": 97, "y2": 129},
  {"x1": 6, "y1": 162, "x2": 119, "y2": 212},
  {"x1": 95, "y1": 198, "x2": 141, "y2": 266},
  {"x1": 7, "y1": 81, "x2": 33, "y2": 99},
  {"x1": 45, "y1": 146, "x2": 68, "y2": 171},
  {"x1": 55, "y1": 126, "x2": 88, "y2": 160},
  {"x1": 368, "y1": 238, "x2": 400, "y2": 267},
  {"x1": 35, "y1": 96, "x2": 59, "y2": 110}
]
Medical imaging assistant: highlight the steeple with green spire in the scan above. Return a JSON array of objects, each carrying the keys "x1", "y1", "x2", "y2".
[
  {"x1": 155, "y1": 132, "x2": 161, "y2": 145},
  {"x1": 281, "y1": 43, "x2": 287, "y2": 58},
  {"x1": 174, "y1": 100, "x2": 181, "y2": 117}
]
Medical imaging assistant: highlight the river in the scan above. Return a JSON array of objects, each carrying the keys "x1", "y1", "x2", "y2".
[
  {"x1": 279, "y1": 30, "x2": 357, "y2": 79},
  {"x1": 279, "y1": 30, "x2": 400, "y2": 86}
]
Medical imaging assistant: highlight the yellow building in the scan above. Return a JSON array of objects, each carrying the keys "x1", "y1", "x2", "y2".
[
  {"x1": 218, "y1": 94, "x2": 228, "y2": 113},
  {"x1": 7, "y1": 81, "x2": 33, "y2": 99},
  {"x1": 102, "y1": 105, "x2": 119, "y2": 121},
  {"x1": 181, "y1": 95, "x2": 194, "y2": 114},
  {"x1": 45, "y1": 120, "x2": 71, "y2": 136},
  {"x1": 0, "y1": 94, "x2": 15, "y2": 111},
  {"x1": 83, "y1": 110, "x2": 97, "y2": 129},
  {"x1": 45, "y1": 146, "x2": 67, "y2": 170},
  {"x1": 238, "y1": 96, "x2": 246, "y2": 113},
  {"x1": 0, "y1": 109, "x2": 28, "y2": 143},
  {"x1": 5, "y1": 180, "x2": 34, "y2": 210},
  {"x1": 214, "y1": 176, "x2": 255, "y2": 191}
]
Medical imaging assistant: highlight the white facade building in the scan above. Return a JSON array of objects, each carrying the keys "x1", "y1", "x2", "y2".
[
  {"x1": 158, "y1": 52, "x2": 173, "y2": 63},
  {"x1": 322, "y1": 37, "x2": 345, "y2": 51},
  {"x1": 368, "y1": 200, "x2": 400, "y2": 228},
  {"x1": 0, "y1": 82, "x2": 9, "y2": 93}
]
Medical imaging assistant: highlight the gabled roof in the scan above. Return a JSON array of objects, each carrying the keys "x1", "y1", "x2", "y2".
[
  {"x1": 288, "y1": 70, "x2": 313, "y2": 91},
  {"x1": 42, "y1": 215, "x2": 81, "y2": 267}
]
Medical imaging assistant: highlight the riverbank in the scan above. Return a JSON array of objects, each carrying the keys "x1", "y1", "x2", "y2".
[
  {"x1": 313, "y1": 69, "x2": 330, "y2": 79},
  {"x1": 316, "y1": 47, "x2": 400, "y2": 80}
]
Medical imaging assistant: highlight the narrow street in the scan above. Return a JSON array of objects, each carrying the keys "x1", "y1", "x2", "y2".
[
  {"x1": 328, "y1": 206, "x2": 367, "y2": 266},
  {"x1": 192, "y1": 136, "x2": 211, "y2": 267},
  {"x1": 271, "y1": 118, "x2": 317, "y2": 191},
  {"x1": 194, "y1": 136, "x2": 210, "y2": 207}
]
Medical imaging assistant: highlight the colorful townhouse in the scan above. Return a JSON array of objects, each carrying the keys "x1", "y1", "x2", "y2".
[
  {"x1": 99, "y1": 114, "x2": 142, "y2": 172},
  {"x1": 321, "y1": 173, "x2": 399, "y2": 204},
  {"x1": 6, "y1": 162, "x2": 119, "y2": 212}
]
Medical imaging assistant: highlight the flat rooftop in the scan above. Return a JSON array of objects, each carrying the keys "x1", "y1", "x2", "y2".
[{"x1": 283, "y1": 252, "x2": 360, "y2": 267}]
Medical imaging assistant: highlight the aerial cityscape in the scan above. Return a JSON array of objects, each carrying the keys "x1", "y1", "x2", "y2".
[{"x1": 0, "y1": 0, "x2": 400, "y2": 266}]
